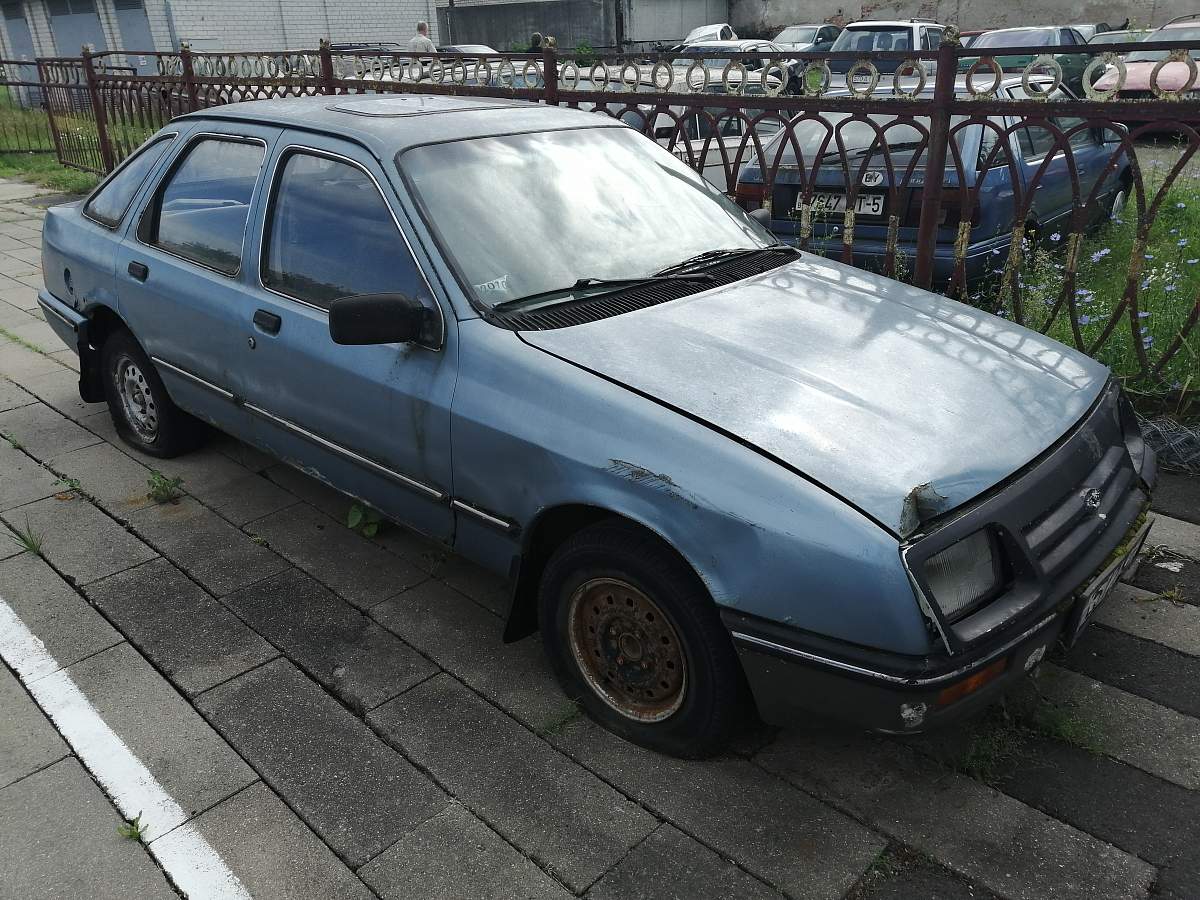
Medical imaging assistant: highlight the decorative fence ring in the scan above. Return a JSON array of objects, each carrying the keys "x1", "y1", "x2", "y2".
[
  {"x1": 650, "y1": 60, "x2": 673, "y2": 91},
  {"x1": 369, "y1": 57, "x2": 384, "y2": 81},
  {"x1": 559, "y1": 60, "x2": 578, "y2": 89},
  {"x1": 450, "y1": 59, "x2": 467, "y2": 84},
  {"x1": 1021, "y1": 54, "x2": 1062, "y2": 97},
  {"x1": 429, "y1": 58, "x2": 446, "y2": 84},
  {"x1": 406, "y1": 57, "x2": 424, "y2": 82},
  {"x1": 891, "y1": 58, "x2": 927, "y2": 98},
  {"x1": 497, "y1": 58, "x2": 516, "y2": 87},
  {"x1": 686, "y1": 59, "x2": 709, "y2": 93},
  {"x1": 238, "y1": 57, "x2": 252, "y2": 77},
  {"x1": 589, "y1": 61, "x2": 609, "y2": 90},
  {"x1": 265, "y1": 56, "x2": 280, "y2": 77},
  {"x1": 721, "y1": 59, "x2": 748, "y2": 93},
  {"x1": 1151, "y1": 49, "x2": 1198, "y2": 99},
  {"x1": 762, "y1": 62, "x2": 786, "y2": 96},
  {"x1": 964, "y1": 56, "x2": 1003, "y2": 97},
  {"x1": 521, "y1": 59, "x2": 540, "y2": 87},
  {"x1": 802, "y1": 60, "x2": 831, "y2": 95},
  {"x1": 844, "y1": 59, "x2": 880, "y2": 98},
  {"x1": 474, "y1": 59, "x2": 493, "y2": 85},
  {"x1": 620, "y1": 62, "x2": 640, "y2": 90}
]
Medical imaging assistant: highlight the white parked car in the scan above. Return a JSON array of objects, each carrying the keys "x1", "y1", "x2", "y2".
[
  {"x1": 772, "y1": 24, "x2": 841, "y2": 53},
  {"x1": 827, "y1": 19, "x2": 947, "y2": 80}
]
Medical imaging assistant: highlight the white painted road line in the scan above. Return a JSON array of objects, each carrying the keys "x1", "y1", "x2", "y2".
[{"x1": 0, "y1": 596, "x2": 252, "y2": 900}]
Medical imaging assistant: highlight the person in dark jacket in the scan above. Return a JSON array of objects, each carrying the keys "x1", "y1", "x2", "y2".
[{"x1": 528, "y1": 32, "x2": 543, "y2": 52}]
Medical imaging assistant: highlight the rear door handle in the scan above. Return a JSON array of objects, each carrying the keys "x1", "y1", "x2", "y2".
[
  {"x1": 127, "y1": 260, "x2": 149, "y2": 281},
  {"x1": 253, "y1": 309, "x2": 282, "y2": 335}
]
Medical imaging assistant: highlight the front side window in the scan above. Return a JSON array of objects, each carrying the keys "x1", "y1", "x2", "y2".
[
  {"x1": 401, "y1": 126, "x2": 769, "y2": 308},
  {"x1": 150, "y1": 137, "x2": 264, "y2": 274},
  {"x1": 831, "y1": 27, "x2": 913, "y2": 52},
  {"x1": 262, "y1": 151, "x2": 420, "y2": 309},
  {"x1": 84, "y1": 134, "x2": 174, "y2": 227}
]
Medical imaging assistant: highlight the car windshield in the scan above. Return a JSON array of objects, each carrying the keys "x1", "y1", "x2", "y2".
[
  {"x1": 775, "y1": 26, "x2": 817, "y2": 43},
  {"x1": 400, "y1": 127, "x2": 770, "y2": 308},
  {"x1": 972, "y1": 29, "x2": 1056, "y2": 48},
  {"x1": 1127, "y1": 26, "x2": 1200, "y2": 61},
  {"x1": 830, "y1": 27, "x2": 912, "y2": 52}
]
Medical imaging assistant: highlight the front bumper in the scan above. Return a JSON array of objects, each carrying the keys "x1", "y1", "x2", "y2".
[{"x1": 728, "y1": 381, "x2": 1156, "y2": 734}]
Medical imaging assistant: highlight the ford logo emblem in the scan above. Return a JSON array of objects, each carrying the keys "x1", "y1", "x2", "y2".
[{"x1": 862, "y1": 171, "x2": 884, "y2": 187}]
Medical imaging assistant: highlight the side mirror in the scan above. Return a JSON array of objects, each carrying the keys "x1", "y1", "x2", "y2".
[
  {"x1": 329, "y1": 292, "x2": 426, "y2": 345},
  {"x1": 749, "y1": 207, "x2": 772, "y2": 226}
]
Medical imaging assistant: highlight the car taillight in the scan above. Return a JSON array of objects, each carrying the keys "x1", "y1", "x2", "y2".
[
  {"x1": 904, "y1": 189, "x2": 981, "y2": 228},
  {"x1": 735, "y1": 180, "x2": 766, "y2": 211}
]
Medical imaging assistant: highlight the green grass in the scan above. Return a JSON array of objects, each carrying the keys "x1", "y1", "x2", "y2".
[
  {"x1": 146, "y1": 471, "x2": 184, "y2": 504},
  {"x1": 965, "y1": 178, "x2": 1200, "y2": 397},
  {"x1": 0, "y1": 151, "x2": 99, "y2": 194},
  {"x1": 116, "y1": 811, "x2": 148, "y2": 841},
  {"x1": 7, "y1": 516, "x2": 45, "y2": 555}
]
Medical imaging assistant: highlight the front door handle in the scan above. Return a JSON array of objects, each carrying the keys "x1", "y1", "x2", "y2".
[
  {"x1": 253, "y1": 309, "x2": 282, "y2": 335},
  {"x1": 127, "y1": 260, "x2": 149, "y2": 281}
]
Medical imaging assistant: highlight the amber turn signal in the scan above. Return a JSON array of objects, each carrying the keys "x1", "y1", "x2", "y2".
[{"x1": 936, "y1": 657, "x2": 1007, "y2": 707}]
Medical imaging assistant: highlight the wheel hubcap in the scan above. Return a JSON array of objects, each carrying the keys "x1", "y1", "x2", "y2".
[
  {"x1": 116, "y1": 357, "x2": 158, "y2": 441},
  {"x1": 567, "y1": 577, "x2": 687, "y2": 722},
  {"x1": 1112, "y1": 189, "x2": 1127, "y2": 218}
]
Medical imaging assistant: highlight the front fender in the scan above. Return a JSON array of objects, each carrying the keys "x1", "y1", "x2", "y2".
[{"x1": 452, "y1": 321, "x2": 932, "y2": 656}]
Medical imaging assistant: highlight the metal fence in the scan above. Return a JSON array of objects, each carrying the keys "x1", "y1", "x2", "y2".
[{"x1": 1, "y1": 39, "x2": 1198, "y2": 397}]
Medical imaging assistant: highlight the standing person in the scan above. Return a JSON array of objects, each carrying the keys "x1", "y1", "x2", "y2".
[{"x1": 408, "y1": 22, "x2": 437, "y2": 54}]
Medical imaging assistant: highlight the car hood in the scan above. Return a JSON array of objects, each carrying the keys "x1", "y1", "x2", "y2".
[
  {"x1": 1094, "y1": 59, "x2": 1194, "y2": 91},
  {"x1": 520, "y1": 256, "x2": 1109, "y2": 535}
]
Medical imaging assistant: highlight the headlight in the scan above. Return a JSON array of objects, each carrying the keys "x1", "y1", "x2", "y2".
[
  {"x1": 1117, "y1": 391, "x2": 1146, "y2": 475},
  {"x1": 923, "y1": 529, "x2": 1002, "y2": 621}
]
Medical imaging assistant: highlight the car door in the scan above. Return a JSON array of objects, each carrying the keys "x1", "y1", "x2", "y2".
[
  {"x1": 235, "y1": 134, "x2": 455, "y2": 541},
  {"x1": 116, "y1": 123, "x2": 278, "y2": 433}
]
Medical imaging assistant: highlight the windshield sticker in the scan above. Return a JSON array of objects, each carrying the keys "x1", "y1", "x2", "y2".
[{"x1": 474, "y1": 274, "x2": 509, "y2": 294}]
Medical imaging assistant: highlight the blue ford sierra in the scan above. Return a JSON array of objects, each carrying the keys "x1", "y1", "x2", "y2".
[{"x1": 38, "y1": 94, "x2": 1154, "y2": 756}]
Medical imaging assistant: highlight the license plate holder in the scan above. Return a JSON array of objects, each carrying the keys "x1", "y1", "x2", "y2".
[
  {"x1": 798, "y1": 191, "x2": 885, "y2": 217},
  {"x1": 1064, "y1": 519, "x2": 1152, "y2": 646}
]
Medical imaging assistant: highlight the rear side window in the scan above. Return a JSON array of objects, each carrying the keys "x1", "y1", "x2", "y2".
[
  {"x1": 149, "y1": 137, "x2": 265, "y2": 275},
  {"x1": 261, "y1": 150, "x2": 422, "y2": 310},
  {"x1": 84, "y1": 134, "x2": 174, "y2": 228}
]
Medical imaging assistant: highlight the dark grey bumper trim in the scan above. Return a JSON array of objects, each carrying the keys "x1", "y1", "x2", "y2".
[{"x1": 731, "y1": 611, "x2": 1058, "y2": 687}]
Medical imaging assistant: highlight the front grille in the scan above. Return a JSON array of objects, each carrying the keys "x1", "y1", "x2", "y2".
[
  {"x1": 1022, "y1": 445, "x2": 1135, "y2": 580},
  {"x1": 490, "y1": 247, "x2": 799, "y2": 331}
]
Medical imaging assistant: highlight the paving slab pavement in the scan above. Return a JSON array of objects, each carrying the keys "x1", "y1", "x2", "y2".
[{"x1": 0, "y1": 758, "x2": 178, "y2": 900}]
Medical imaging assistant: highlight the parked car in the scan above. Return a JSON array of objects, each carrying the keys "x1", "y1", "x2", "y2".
[
  {"x1": 1068, "y1": 22, "x2": 1112, "y2": 42},
  {"x1": 1092, "y1": 15, "x2": 1200, "y2": 104},
  {"x1": 958, "y1": 27, "x2": 1094, "y2": 94},
  {"x1": 734, "y1": 75, "x2": 1130, "y2": 284},
  {"x1": 39, "y1": 95, "x2": 1154, "y2": 756},
  {"x1": 959, "y1": 29, "x2": 987, "y2": 47},
  {"x1": 772, "y1": 23, "x2": 841, "y2": 52},
  {"x1": 683, "y1": 22, "x2": 736, "y2": 43},
  {"x1": 827, "y1": 19, "x2": 948, "y2": 78},
  {"x1": 1087, "y1": 28, "x2": 1151, "y2": 50},
  {"x1": 437, "y1": 44, "x2": 499, "y2": 55}
]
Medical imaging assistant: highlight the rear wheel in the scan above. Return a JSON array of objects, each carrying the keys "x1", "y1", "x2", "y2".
[
  {"x1": 539, "y1": 520, "x2": 747, "y2": 757},
  {"x1": 101, "y1": 329, "x2": 202, "y2": 458}
]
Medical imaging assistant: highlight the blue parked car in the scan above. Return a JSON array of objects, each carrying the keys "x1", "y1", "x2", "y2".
[
  {"x1": 39, "y1": 94, "x2": 1154, "y2": 755},
  {"x1": 735, "y1": 76, "x2": 1130, "y2": 284}
]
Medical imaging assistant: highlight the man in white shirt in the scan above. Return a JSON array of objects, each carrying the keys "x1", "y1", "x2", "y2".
[{"x1": 408, "y1": 22, "x2": 436, "y2": 54}]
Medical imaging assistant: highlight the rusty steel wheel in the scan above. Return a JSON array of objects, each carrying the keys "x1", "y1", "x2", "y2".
[{"x1": 567, "y1": 577, "x2": 688, "y2": 722}]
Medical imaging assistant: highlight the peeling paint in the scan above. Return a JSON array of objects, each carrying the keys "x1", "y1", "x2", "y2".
[{"x1": 899, "y1": 481, "x2": 949, "y2": 537}]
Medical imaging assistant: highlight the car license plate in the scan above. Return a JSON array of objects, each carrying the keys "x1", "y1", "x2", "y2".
[
  {"x1": 852, "y1": 73, "x2": 872, "y2": 84},
  {"x1": 799, "y1": 192, "x2": 885, "y2": 217},
  {"x1": 1065, "y1": 519, "x2": 1153, "y2": 646}
]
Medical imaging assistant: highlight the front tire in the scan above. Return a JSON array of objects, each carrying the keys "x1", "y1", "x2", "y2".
[
  {"x1": 101, "y1": 329, "x2": 202, "y2": 458},
  {"x1": 539, "y1": 520, "x2": 747, "y2": 757}
]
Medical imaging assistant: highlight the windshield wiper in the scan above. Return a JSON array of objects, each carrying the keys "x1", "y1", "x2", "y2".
[
  {"x1": 654, "y1": 245, "x2": 798, "y2": 277},
  {"x1": 491, "y1": 274, "x2": 715, "y2": 312}
]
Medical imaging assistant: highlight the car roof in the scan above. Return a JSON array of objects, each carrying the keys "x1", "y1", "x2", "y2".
[
  {"x1": 178, "y1": 94, "x2": 609, "y2": 158},
  {"x1": 981, "y1": 25, "x2": 1060, "y2": 33},
  {"x1": 685, "y1": 39, "x2": 772, "y2": 48},
  {"x1": 844, "y1": 20, "x2": 940, "y2": 28}
]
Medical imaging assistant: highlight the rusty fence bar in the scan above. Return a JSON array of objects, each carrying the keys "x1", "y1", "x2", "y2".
[{"x1": 0, "y1": 40, "x2": 1196, "y2": 396}]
